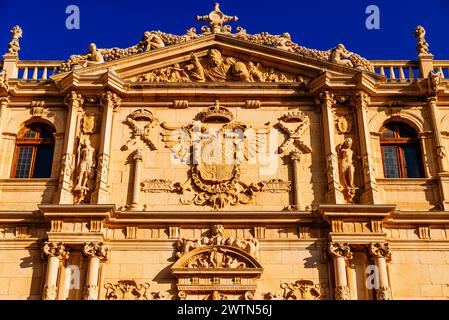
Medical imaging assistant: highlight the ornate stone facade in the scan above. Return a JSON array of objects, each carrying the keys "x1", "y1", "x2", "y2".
[{"x1": 0, "y1": 4, "x2": 449, "y2": 300}]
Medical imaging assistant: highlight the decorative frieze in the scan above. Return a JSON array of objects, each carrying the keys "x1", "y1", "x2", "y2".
[
  {"x1": 30, "y1": 101, "x2": 46, "y2": 118},
  {"x1": 258, "y1": 179, "x2": 291, "y2": 193},
  {"x1": 104, "y1": 280, "x2": 151, "y2": 300}
]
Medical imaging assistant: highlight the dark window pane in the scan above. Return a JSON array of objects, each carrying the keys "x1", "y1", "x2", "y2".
[
  {"x1": 33, "y1": 145, "x2": 54, "y2": 178},
  {"x1": 382, "y1": 128, "x2": 394, "y2": 137},
  {"x1": 14, "y1": 147, "x2": 33, "y2": 178},
  {"x1": 403, "y1": 145, "x2": 422, "y2": 178},
  {"x1": 382, "y1": 146, "x2": 400, "y2": 178},
  {"x1": 23, "y1": 128, "x2": 37, "y2": 138},
  {"x1": 398, "y1": 126, "x2": 416, "y2": 138},
  {"x1": 39, "y1": 128, "x2": 54, "y2": 139}
]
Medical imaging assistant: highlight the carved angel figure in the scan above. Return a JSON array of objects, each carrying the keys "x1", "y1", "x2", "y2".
[{"x1": 274, "y1": 33, "x2": 295, "y2": 52}]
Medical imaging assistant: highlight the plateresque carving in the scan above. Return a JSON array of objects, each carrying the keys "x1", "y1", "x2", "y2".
[
  {"x1": 162, "y1": 103, "x2": 271, "y2": 210},
  {"x1": 72, "y1": 135, "x2": 96, "y2": 204},
  {"x1": 122, "y1": 108, "x2": 159, "y2": 151},
  {"x1": 141, "y1": 179, "x2": 174, "y2": 193},
  {"x1": 277, "y1": 111, "x2": 312, "y2": 156},
  {"x1": 58, "y1": 3, "x2": 373, "y2": 73},
  {"x1": 175, "y1": 225, "x2": 259, "y2": 261},
  {"x1": 104, "y1": 280, "x2": 150, "y2": 300},
  {"x1": 134, "y1": 49, "x2": 305, "y2": 83},
  {"x1": 336, "y1": 138, "x2": 357, "y2": 203}
]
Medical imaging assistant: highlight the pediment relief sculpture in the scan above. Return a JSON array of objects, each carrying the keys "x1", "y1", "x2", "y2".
[
  {"x1": 58, "y1": 3, "x2": 373, "y2": 73},
  {"x1": 132, "y1": 49, "x2": 306, "y2": 83}
]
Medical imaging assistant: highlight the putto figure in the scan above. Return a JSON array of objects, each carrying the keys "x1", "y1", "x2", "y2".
[
  {"x1": 331, "y1": 44, "x2": 354, "y2": 68},
  {"x1": 337, "y1": 138, "x2": 356, "y2": 203},
  {"x1": 142, "y1": 32, "x2": 165, "y2": 51},
  {"x1": 88, "y1": 43, "x2": 104, "y2": 64}
]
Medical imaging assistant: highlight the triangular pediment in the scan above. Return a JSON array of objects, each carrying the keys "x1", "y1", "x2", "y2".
[{"x1": 52, "y1": 34, "x2": 382, "y2": 87}]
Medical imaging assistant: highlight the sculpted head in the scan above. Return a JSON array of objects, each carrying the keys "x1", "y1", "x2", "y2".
[
  {"x1": 336, "y1": 43, "x2": 346, "y2": 51},
  {"x1": 282, "y1": 33, "x2": 291, "y2": 40},
  {"x1": 211, "y1": 224, "x2": 224, "y2": 236},
  {"x1": 208, "y1": 49, "x2": 223, "y2": 67},
  {"x1": 88, "y1": 43, "x2": 97, "y2": 53}
]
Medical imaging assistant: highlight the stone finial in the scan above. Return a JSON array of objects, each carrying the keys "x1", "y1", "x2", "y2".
[
  {"x1": 41, "y1": 242, "x2": 70, "y2": 260},
  {"x1": 6, "y1": 25, "x2": 22, "y2": 55},
  {"x1": 83, "y1": 242, "x2": 110, "y2": 261},
  {"x1": 414, "y1": 25, "x2": 431, "y2": 56},
  {"x1": 196, "y1": 2, "x2": 238, "y2": 34}
]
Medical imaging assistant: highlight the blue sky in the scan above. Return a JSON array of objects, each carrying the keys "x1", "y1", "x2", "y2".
[{"x1": 0, "y1": 0, "x2": 448, "y2": 61}]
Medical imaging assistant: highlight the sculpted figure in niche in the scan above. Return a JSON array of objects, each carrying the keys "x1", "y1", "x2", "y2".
[
  {"x1": 142, "y1": 32, "x2": 165, "y2": 51},
  {"x1": 337, "y1": 138, "x2": 356, "y2": 202},
  {"x1": 187, "y1": 49, "x2": 250, "y2": 82},
  {"x1": 88, "y1": 43, "x2": 104, "y2": 64},
  {"x1": 73, "y1": 137, "x2": 96, "y2": 203},
  {"x1": 331, "y1": 44, "x2": 354, "y2": 68}
]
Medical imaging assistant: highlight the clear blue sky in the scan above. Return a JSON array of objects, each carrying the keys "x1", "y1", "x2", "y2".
[{"x1": 1, "y1": 0, "x2": 448, "y2": 61}]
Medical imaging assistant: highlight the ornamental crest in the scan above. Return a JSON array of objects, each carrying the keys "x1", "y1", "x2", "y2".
[{"x1": 162, "y1": 101, "x2": 272, "y2": 210}]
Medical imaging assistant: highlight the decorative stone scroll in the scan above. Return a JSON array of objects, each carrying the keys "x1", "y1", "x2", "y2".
[
  {"x1": 58, "y1": 3, "x2": 374, "y2": 73},
  {"x1": 172, "y1": 226, "x2": 262, "y2": 300},
  {"x1": 133, "y1": 49, "x2": 305, "y2": 83}
]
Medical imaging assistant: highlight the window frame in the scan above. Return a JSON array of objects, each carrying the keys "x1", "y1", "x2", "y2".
[
  {"x1": 380, "y1": 122, "x2": 424, "y2": 179},
  {"x1": 10, "y1": 123, "x2": 56, "y2": 179}
]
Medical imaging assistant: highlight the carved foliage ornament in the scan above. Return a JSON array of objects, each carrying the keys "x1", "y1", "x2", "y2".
[
  {"x1": 41, "y1": 242, "x2": 70, "y2": 260},
  {"x1": 83, "y1": 242, "x2": 109, "y2": 261},
  {"x1": 104, "y1": 280, "x2": 150, "y2": 300},
  {"x1": 58, "y1": 4, "x2": 374, "y2": 73},
  {"x1": 369, "y1": 242, "x2": 392, "y2": 260},
  {"x1": 328, "y1": 242, "x2": 352, "y2": 260}
]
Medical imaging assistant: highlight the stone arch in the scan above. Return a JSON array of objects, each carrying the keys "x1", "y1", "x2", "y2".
[
  {"x1": 5, "y1": 113, "x2": 65, "y2": 136},
  {"x1": 369, "y1": 110, "x2": 425, "y2": 134}
]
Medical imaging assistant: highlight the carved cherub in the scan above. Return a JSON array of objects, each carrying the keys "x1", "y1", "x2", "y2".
[
  {"x1": 142, "y1": 32, "x2": 165, "y2": 51},
  {"x1": 274, "y1": 33, "x2": 295, "y2": 52},
  {"x1": 331, "y1": 44, "x2": 354, "y2": 68},
  {"x1": 87, "y1": 43, "x2": 105, "y2": 64}
]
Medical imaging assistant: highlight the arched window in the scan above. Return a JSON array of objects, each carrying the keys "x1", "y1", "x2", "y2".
[
  {"x1": 380, "y1": 122, "x2": 423, "y2": 178},
  {"x1": 11, "y1": 123, "x2": 55, "y2": 178}
]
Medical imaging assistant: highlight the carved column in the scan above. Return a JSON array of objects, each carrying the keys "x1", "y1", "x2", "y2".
[
  {"x1": 129, "y1": 148, "x2": 143, "y2": 210},
  {"x1": 328, "y1": 242, "x2": 352, "y2": 300},
  {"x1": 317, "y1": 91, "x2": 344, "y2": 204},
  {"x1": 351, "y1": 91, "x2": 380, "y2": 204},
  {"x1": 83, "y1": 242, "x2": 109, "y2": 300},
  {"x1": 91, "y1": 91, "x2": 121, "y2": 203},
  {"x1": 41, "y1": 242, "x2": 70, "y2": 300},
  {"x1": 290, "y1": 151, "x2": 303, "y2": 210},
  {"x1": 368, "y1": 242, "x2": 392, "y2": 300},
  {"x1": 55, "y1": 92, "x2": 84, "y2": 204}
]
